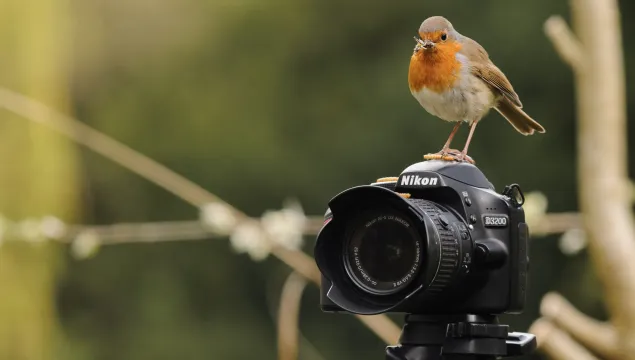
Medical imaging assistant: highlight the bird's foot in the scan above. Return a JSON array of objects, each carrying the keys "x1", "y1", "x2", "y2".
[
  {"x1": 454, "y1": 152, "x2": 476, "y2": 164},
  {"x1": 423, "y1": 153, "x2": 455, "y2": 162},
  {"x1": 424, "y1": 149, "x2": 454, "y2": 162},
  {"x1": 424, "y1": 149, "x2": 475, "y2": 164}
]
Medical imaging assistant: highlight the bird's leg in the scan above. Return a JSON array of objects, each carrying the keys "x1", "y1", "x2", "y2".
[
  {"x1": 456, "y1": 121, "x2": 478, "y2": 164},
  {"x1": 424, "y1": 122, "x2": 462, "y2": 161},
  {"x1": 439, "y1": 122, "x2": 461, "y2": 155}
]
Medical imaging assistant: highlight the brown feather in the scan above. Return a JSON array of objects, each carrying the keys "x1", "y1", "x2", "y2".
[
  {"x1": 459, "y1": 36, "x2": 523, "y2": 108},
  {"x1": 495, "y1": 97, "x2": 545, "y2": 135}
]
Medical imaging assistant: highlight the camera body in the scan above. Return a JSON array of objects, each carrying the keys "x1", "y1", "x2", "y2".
[{"x1": 314, "y1": 160, "x2": 529, "y2": 316}]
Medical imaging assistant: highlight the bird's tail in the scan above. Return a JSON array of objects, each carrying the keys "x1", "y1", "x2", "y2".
[{"x1": 495, "y1": 97, "x2": 546, "y2": 135}]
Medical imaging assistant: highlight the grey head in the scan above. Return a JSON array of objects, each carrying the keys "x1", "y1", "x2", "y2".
[
  {"x1": 419, "y1": 16, "x2": 455, "y2": 34},
  {"x1": 414, "y1": 16, "x2": 462, "y2": 51}
]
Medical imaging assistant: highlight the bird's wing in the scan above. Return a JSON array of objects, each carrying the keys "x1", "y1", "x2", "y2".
[{"x1": 459, "y1": 35, "x2": 523, "y2": 108}]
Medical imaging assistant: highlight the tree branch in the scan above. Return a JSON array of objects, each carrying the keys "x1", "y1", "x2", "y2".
[
  {"x1": 540, "y1": 292, "x2": 620, "y2": 359},
  {"x1": 568, "y1": 0, "x2": 635, "y2": 357},
  {"x1": 270, "y1": 247, "x2": 322, "y2": 285},
  {"x1": 0, "y1": 87, "x2": 402, "y2": 345},
  {"x1": 529, "y1": 318, "x2": 599, "y2": 360},
  {"x1": 543, "y1": 16, "x2": 585, "y2": 73},
  {"x1": 529, "y1": 212, "x2": 581, "y2": 237},
  {"x1": 277, "y1": 272, "x2": 307, "y2": 360},
  {"x1": 0, "y1": 87, "x2": 230, "y2": 211}
]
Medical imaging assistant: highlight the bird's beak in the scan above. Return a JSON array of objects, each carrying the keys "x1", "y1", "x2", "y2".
[{"x1": 413, "y1": 37, "x2": 435, "y2": 51}]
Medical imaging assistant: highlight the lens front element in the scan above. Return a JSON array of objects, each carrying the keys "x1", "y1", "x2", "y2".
[{"x1": 344, "y1": 210, "x2": 422, "y2": 295}]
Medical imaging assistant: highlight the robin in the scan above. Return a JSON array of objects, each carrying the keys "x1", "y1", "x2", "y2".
[{"x1": 408, "y1": 16, "x2": 545, "y2": 164}]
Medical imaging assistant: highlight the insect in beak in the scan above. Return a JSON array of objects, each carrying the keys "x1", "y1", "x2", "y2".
[
  {"x1": 413, "y1": 37, "x2": 435, "y2": 51},
  {"x1": 422, "y1": 39, "x2": 435, "y2": 49}
]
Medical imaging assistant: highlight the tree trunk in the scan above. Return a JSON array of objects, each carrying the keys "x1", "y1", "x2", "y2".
[
  {"x1": 537, "y1": 0, "x2": 635, "y2": 358},
  {"x1": 571, "y1": 0, "x2": 635, "y2": 357},
  {"x1": 0, "y1": 0, "x2": 79, "y2": 358}
]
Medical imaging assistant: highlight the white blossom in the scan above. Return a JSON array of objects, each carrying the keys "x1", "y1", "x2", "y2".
[
  {"x1": 72, "y1": 230, "x2": 101, "y2": 259},
  {"x1": 523, "y1": 191, "x2": 548, "y2": 228},
  {"x1": 200, "y1": 202, "x2": 238, "y2": 235},
  {"x1": 261, "y1": 200, "x2": 306, "y2": 250},
  {"x1": 18, "y1": 218, "x2": 45, "y2": 243},
  {"x1": 559, "y1": 228, "x2": 587, "y2": 256},
  {"x1": 261, "y1": 199, "x2": 306, "y2": 251},
  {"x1": 40, "y1": 216, "x2": 66, "y2": 239},
  {"x1": 230, "y1": 221, "x2": 270, "y2": 261}
]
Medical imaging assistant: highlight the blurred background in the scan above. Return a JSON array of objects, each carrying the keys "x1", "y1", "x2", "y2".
[{"x1": 0, "y1": 0, "x2": 633, "y2": 359}]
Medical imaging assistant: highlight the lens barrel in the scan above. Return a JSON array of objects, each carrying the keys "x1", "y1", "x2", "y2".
[
  {"x1": 406, "y1": 198, "x2": 463, "y2": 294},
  {"x1": 314, "y1": 185, "x2": 468, "y2": 315}
]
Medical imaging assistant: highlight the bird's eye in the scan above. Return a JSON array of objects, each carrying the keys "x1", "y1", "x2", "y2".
[{"x1": 441, "y1": 33, "x2": 448, "y2": 41}]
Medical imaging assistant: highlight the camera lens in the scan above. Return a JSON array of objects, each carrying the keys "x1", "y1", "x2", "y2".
[
  {"x1": 314, "y1": 184, "x2": 471, "y2": 315},
  {"x1": 344, "y1": 210, "x2": 422, "y2": 295}
]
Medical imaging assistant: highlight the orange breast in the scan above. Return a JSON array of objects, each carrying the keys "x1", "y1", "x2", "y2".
[{"x1": 408, "y1": 42, "x2": 463, "y2": 93}]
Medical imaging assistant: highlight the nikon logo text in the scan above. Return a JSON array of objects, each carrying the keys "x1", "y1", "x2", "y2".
[{"x1": 401, "y1": 175, "x2": 438, "y2": 186}]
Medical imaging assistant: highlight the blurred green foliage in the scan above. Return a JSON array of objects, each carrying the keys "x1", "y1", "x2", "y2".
[{"x1": 3, "y1": 0, "x2": 635, "y2": 359}]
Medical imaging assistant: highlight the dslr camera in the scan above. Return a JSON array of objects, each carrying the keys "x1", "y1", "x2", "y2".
[{"x1": 314, "y1": 160, "x2": 529, "y2": 316}]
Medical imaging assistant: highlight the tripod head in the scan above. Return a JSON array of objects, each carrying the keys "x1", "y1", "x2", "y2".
[{"x1": 385, "y1": 314, "x2": 536, "y2": 360}]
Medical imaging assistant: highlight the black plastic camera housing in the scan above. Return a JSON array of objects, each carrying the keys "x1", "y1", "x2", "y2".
[{"x1": 314, "y1": 160, "x2": 529, "y2": 316}]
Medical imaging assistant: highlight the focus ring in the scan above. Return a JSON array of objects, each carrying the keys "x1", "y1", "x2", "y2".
[{"x1": 409, "y1": 199, "x2": 460, "y2": 294}]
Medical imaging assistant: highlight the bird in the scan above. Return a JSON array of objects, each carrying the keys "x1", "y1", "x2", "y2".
[{"x1": 408, "y1": 16, "x2": 545, "y2": 164}]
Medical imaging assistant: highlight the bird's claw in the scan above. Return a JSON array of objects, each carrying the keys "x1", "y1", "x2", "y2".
[
  {"x1": 423, "y1": 153, "x2": 456, "y2": 162},
  {"x1": 424, "y1": 149, "x2": 475, "y2": 164}
]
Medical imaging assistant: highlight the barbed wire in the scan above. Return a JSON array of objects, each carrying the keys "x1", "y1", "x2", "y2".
[
  {"x1": 0, "y1": 202, "x2": 584, "y2": 261},
  {"x1": 0, "y1": 204, "x2": 325, "y2": 260}
]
